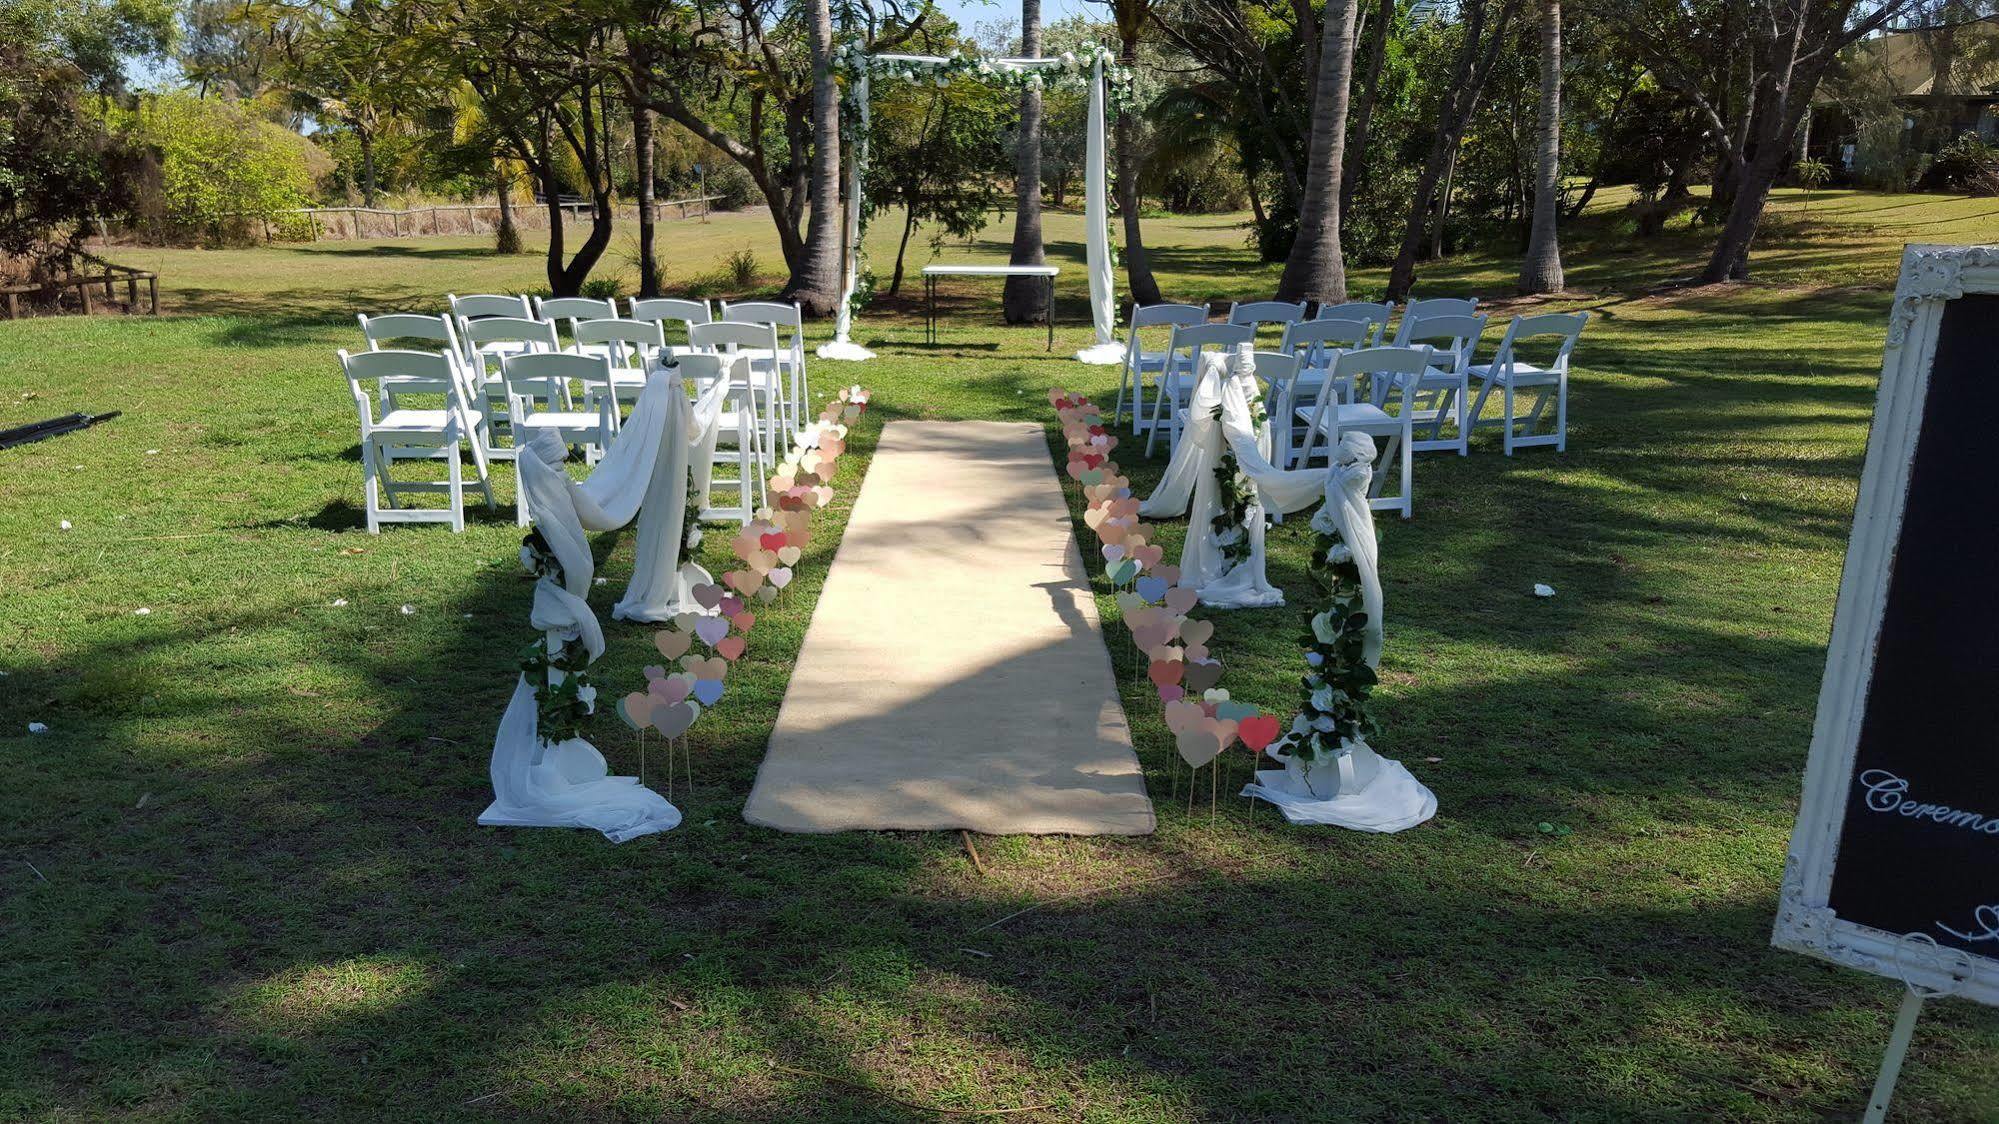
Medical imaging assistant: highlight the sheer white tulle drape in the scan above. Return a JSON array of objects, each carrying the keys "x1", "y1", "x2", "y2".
[
  {"x1": 1138, "y1": 347, "x2": 1331, "y2": 608},
  {"x1": 479, "y1": 372, "x2": 728, "y2": 842}
]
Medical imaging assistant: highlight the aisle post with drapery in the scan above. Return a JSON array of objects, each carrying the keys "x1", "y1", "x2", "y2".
[
  {"x1": 479, "y1": 371, "x2": 729, "y2": 842},
  {"x1": 818, "y1": 45, "x2": 1127, "y2": 365}
]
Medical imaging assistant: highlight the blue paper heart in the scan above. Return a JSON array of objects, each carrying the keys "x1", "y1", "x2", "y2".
[
  {"x1": 693, "y1": 679, "x2": 725, "y2": 706},
  {"x1": 1106, "y1": 558, "x2": 1140, "y2": 586},
  {"x1": 1216, "y1": 701, "x2": 1258, "y2": 722},
  {"x1": 1135, "y1": 576, "x2": 1169, "y2": 603},
  {"x1": 1080, "y1": 469, "x2": 1105, "y2": 485}
]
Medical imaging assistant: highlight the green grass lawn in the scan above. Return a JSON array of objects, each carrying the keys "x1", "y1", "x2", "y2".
[{"x1": 3, "y1": 192, "x2": 1997, "y2": 1121}]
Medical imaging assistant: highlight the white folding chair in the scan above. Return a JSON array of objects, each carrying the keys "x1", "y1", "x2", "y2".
[
  {"x1": 1314, "y1": 300, "x2": 1395, "y2": 346},
  {"x1": 721, "y1": 300, "x2": 808, "y2": 442},
  {"x1": 1272, "y1": 318, "x2": 1376, "y2": 470},
  {"x1": 679, "y1": 352, "x2": 764, "y2": 526},
  {"x1": 358, "y1": 312, "x2": 468, "y2": 406},
  {"x1": 1114, "y1": 303, "x2": 1207, "y2": 435},
  {"x1": 448, "y1": 293, "x2": 533, "y2": 362},
  {"x1": 461, "y1": 317, "x2": 560, "y2": 461},
  {"x1": 534, "y1": 296, "x2": 620, "y2": 359},
  {"x1": 572, "y1": 318, "x2": 664, "y2": 410},
  {"x1": 629, "y1": 297, "x2": 713, "y2": 364},
  {"x1": 1227, "y1": 300, "x2": 1306, "y2": 348},
  {"x1": 1146, "y1": 321, "x2": 1254, "y2": 457},
  {"x1": 1466, "y1": 312, "x2": 1586, "y2": 455},
  {"x1": 690, "y1": 320, "x2": 788, "y2": 467},
  {"x1": 1386, "y1": 311, "x2": 1488, "y2": 456},
  {"x1": 1295, "y1": 345, "x2": 1429, "y2": 520},
  {"x1": 340, "y1": 349, "x2": 493, "y2": 533},
  {"x1": 1389, "y1": 297, "x2": 1480, "y2": 344},
  {"x1": 498, "y1": 352, "x2": 620, "y2": 525}
]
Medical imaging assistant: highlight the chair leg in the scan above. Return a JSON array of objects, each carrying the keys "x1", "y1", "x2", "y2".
[
  {"x1": 1556, "y1": 376, "x2": 1568, "y2": 452},
  {"x1": 362, "y1": 442, "x2": 383, "y2": 534},
  {"x1": 448, "y1": 443, "x2": 466, "y2": 533},
  {"x1": 1466, "y1": 380, "x2": 1495, "y2": 446},
  {"x1": 1399, "y1": 425, "x2": 1413, "y2": 519},
  {"x1": 1502, "y1": 383, "x2": 1516, "y2": 456},
  {"x1": 1145, "y1": 378, "x2": 1167, "y2": 457}
]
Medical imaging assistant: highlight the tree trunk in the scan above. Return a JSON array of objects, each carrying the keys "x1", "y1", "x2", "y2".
[
  {"x1": 634, "y1": 102, "x2": 661, "y2": 297},
  {"x1": 1430, "y1": 140, "x2": 1458, "y2": 260},
  {"x1": 1518, "y1": 0, "x2": 1563, "y2": 293},
  {"x1": 540, "y1": 150, "x2": 567, "y2": 293},
  {"x1": 890, "y1": 190, "x2": 919, "y2": 296},
  {"x1": 1004, "y1": 0, "x2": 1049, "y2": 323},
  {"x1": 782, "y1": 0, "x2": 844, "y2": 316},
  {"x1": 1275, "y1": 0, "x2": 1359, "y2": 304},
  {"x1": 1342, "y1": 0, "x2": 1395, "y2": 213},
  {"x1": 1116, "y1": 32, "x2": 1162, "y2": 305},
  {"x1": 1385, "y1": 0, "x2": 1514, "y2": 301},
  {"x1": 359, "y1": 125, "x2": 378, "y2": 208},
  {"x1": 495, "y1": 167, "x2": 521, "y2": 254}
]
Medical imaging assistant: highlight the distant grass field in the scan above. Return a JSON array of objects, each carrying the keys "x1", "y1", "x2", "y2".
[{"x1": 3, "y1": 191, "x2": 1997, "y2": 1120}]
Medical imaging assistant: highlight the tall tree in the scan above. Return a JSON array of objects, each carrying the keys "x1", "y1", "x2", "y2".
[
  {"x1": 1517, "y1": 0, "x2": 1563, "y2": 293},
  {"x1": 1003, "y1": 0, "x2": 1049, "y2": 323},
  {"x1": 1384, "y1": 0, "x2": 1517, "y2": 301},
  {"x1": 1340, "y1": 0, "x2": 1395, "y2": 214},
  {"x1": 1105, "y1": 0, "x2": 1162, "y2": 304},
  {"x1": 1275, "y1": 0, "x2": 1359, "y2": 304},
  {"x1": 792, "y1": 0, "x2": 844, "y2": 314}
]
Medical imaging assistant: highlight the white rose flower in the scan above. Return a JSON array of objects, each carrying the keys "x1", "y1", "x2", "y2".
[{"x1": 1325, "y1": 542, "x2": 1353, "y2": 565}]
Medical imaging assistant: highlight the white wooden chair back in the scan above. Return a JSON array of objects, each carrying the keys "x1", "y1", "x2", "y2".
[
  {"x1": 1228, "y1": 300, "x2": 1306, "y2": 345},
  {"x1": 499, "y1": 352, "x2": 618, "y2": 438},
  {"x1": 1145, "y1": 322, "x2": 1255, "y2": 457},
  {"x1": 1298, "y1": 345, "x2": 1430, "y2": 462},
  {"x1": 1491, "y1": 311, "x2": 1586, "y2": 373},
  {"x1": 1397, "y1": 312, "x2": 1488, "y2": 372},
  {"x1": 1391, "y1": 298, "x2": 1479, "y2": 343},
  {"x1": 573, "y1": 318, "x2": 664, "y2": 370},
  {"x1": 448, "y1": 293, "x2": 532, "y2": 321},
  {"x1": 691, "y1": 320, "x2": 782, "y2": 357},
  {"x1": 1119, "y1": 303, "x2": 1208, "y2": 429},
  {"x1": 339, "y1": 348, "x2": 490, "y2": 531},
  {"x1": 534, "y1": 296, "x2": 618, "y2": 323},
  {"x1": 630, "y1": 298, "x2": 712, "y2": 346},
  {"x1": 342, "y1": 349, "x2": 468, "y2": 430},
  {"x1": 358, "y1": 313, "x2": 466, "y2": 401}
]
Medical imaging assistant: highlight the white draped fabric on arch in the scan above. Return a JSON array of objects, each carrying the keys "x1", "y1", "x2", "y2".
[
  {"x1": 479, "y1": 371, "x2": 729, "y2": 842},
  {"x1": 819, "y1": 49, "x2": 1124, "y2": 366},
  {"x1": 1138, "y1": 347, "x2": 1336, "y2": 609}
]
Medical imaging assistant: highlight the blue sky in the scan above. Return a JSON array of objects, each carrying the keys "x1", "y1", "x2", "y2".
[{"x1": 927, "y1": 0, "x2": 1105, "y2": 40}]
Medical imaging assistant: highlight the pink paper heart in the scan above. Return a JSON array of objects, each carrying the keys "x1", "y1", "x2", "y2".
[
  {"x1": 1165, "y1": 586, "x2": 1200, "y2": 614},
  {"x1": 716, "y1": 635, "x2": 746, "y2": 661}
]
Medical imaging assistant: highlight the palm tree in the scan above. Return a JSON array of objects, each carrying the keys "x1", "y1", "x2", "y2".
[
  {"x1": 1518, "y1": 0, "x2": 1563, "y2": 294},
  {"x1": 1003, "y1": 0, "x2": 1048, "y2": 323},
  {"x1": 1109, "y1": 0, "x2": 1162, "y2": 305},
  {"x1": 786, "y1": 0, "x2": 845, "y2": 315},
  {"x1": 1275, "y1": 0, "x2": 1359, "y2": 305}
]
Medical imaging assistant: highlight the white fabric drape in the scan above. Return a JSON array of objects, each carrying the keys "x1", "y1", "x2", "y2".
[
  {"x1": 819, "y1": 72, "x2": 876, "y2": 362},
  {"x1": 1075, "y1": 59, "x2": 1123, "y2": 365},
  {"x1": 481, "y1": 371, "x2": 726, "y2": 843},
  {"x1": 1138, "y1": 348, "x2": 1331, "y2": 608}
]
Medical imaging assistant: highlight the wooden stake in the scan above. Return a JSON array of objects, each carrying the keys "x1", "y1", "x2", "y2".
[{"x1": 960, "y1": 830, "x2": 989, "y2": 877}]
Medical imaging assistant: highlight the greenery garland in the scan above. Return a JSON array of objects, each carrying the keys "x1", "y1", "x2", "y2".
[
  {"x1": 517, "y1": 529, "x2": 597, "y2": 745},
  {"x1": 1276, "y1": 522, "x2": 1380, "y2": 763},
  {"x1": 1206, "y1": 390, "x2": 1268, "y2": 574}
]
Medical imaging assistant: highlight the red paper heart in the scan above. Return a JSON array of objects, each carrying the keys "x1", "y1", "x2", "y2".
[
  {"x1": 1146, "y1": 658, "x2": 1184, "y2": 690},
  {"x1": 716, "y1": 635, "x2": 746, "y2": 661},
  {"x1": 1238, "y1": 715, "x2": 1282, "y2": 752}
]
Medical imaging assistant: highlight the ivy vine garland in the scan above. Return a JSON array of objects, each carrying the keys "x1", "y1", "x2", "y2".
[
  {"x1": 1207, "y1": 390, "x2": 1268, "y2": 575},
  {"x1": 517, "y1": 529, "x2": 598, "y2": 746},
  {"x1": 1275, "y1": 521, "x2": 1380, "y2": 764}
]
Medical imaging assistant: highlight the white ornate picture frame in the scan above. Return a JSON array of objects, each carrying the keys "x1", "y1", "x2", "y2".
[{"x1": 1772, "y1": 244, "x2": 1999, "y2": 1007}]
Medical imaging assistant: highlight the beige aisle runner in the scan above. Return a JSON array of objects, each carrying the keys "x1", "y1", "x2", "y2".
[{"x1": 744, "y1": 420, "x2": 1156, "y2": 835}]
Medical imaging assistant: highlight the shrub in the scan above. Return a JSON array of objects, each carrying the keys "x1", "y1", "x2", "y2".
[
  {"x1": 725, "y1": 247, "x2": 759, "y2": 288},
  {"x1": 109, "y1": 93, "x2": 327, "y2": 245},
  {"x1": 580, "y1": 277, "x2": 624, "y2": 301},
  {"x1": 1916, "y1": 131, "x2": 1999, "y2": 196},
  {"x1": 703, "y1": 161, "x2": 758, "y2": 211}
]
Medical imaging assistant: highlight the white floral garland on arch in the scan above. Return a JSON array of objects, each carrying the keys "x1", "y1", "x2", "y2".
[{"x1": 819, "y1": 42, "x2": 1130, "y2": 365}]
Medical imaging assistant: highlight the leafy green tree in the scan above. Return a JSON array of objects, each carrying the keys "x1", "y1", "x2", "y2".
[
  {"x1": 109, "y1": 91, "x2": 325, "y2": 243},
  {"x1": 864, "y1": 73, "x2": 1008, "y2": 294}
]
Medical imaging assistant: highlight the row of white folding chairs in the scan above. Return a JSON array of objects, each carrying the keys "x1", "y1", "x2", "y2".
[
  {"x1": 1116, "y1": 297, "x2": 1475, "y2": 441},
  {"x1": 1125, "y1": 302, "x2": 1585, "y2": 463},
  {"x1": 347, "y1": 314, "x2": 767, "y2": 532},
  {"x1": 445, "y1": 293, "x2": 811, "y2": 447}
]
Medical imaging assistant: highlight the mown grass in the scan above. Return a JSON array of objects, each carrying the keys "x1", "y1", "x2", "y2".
[{"x1": 2, "y1": 191, "x2": 1996, "y2": 1121}]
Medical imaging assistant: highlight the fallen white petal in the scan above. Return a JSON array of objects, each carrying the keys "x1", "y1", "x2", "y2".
[
  {"x1": 330, "y1": 598, "x2": 348, "y2": 607},
  {"x1": 400, "y1": 604, "x2": 415, "y2": 615},
  {"x1": 59, "y1": 520, "x2": 72, "y2": 530},
  {"x1": 27, "y1": 722, "x2": 49, "y2": 734},
  {"x1": 133, "y1": 607, "x2": 151, "y2": 615},
  {"x1": 146, "y1": 449, "x2": 160, "y2": 456},
  {"x1": 1532, "y1": 583, "x2": 1556, "y2": 598}
]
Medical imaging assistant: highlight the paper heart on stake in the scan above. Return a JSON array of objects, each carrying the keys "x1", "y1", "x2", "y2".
[
  {"x1": 1146, "y1": 658, "x2": 1184, "y2": 691},
  {"x1": 1215, "y1": 700, "x2": 1259, "y2": 722},
  {"x1": 1155, "y1": 564, "x2": 1181, "y2": 587},
  {"x1": 1102, "y1": 543, "x2": 1126, "y2": 564},
  {"x1": 642, "y1": 664, "x2": 665, "y2": 681},
  {"x1": 672, "y1": 612, "x2": 705, "y2": 635},
  {"x1": 729, "y1": 610, "x2": 755, "y2": 634},
  {"x1": 756, "y1": 584, "x2": 779, "y2": 602},
  {"x1": 1146, "y1": 644, "x2": 1184, "y2": 664},
  {"x1": 653, "y1": 701, "x2": 699, "y2": 739},
  {"x1": 716, "y1": 635, "x2": 747, "y2": 661},
  {"x1": 1184, "y1": 644, "x2": 1210, "y2": 663},
  {"x1": 694, "y1": 616, "x2": 730, "y2": 647},
  {"x1": 618, "y1": 692, "x2": 654, "y2": 730},
  {"x1": 691, "y1": 584, "x2": 724, "y2": 611},
  {"x1": 648, "y1": 675, "x2": 692, "y2": 706},
  {"x1": 692, "y1": 679, "x2": 724, "y2": 707},
  {"x1": 1184, "y1": 660, "x2": 1225, "y2": 694},
  {"x1": 1127, "y1": 606, "x2": 1164, "y2": 631},
  {"x1": 724, "y1": 569, "x2": 764, "y2": 596},
  {"x1": 654, "y1": 629, "x2": 692, "y2": 660},
  {"x1": 719, "y1": 595, "x2": 745, "y2": 618},
  {"x1": 746, "y1": 549, "x2": 777, "y2": 575},
  {"x1": 777, "y1": 545, "x2": 802, "y2": 566},
  {"x1": 1132, "y1": 621, "x2": 1174, "y2": 652},
  {"x1": 1207, "y1": 717, "x2": 1240, "y2": 752},
  {"x1": 1238, "y1": 714, "x2": 1282, "y2": 753},
  {"x1": 1106, "y1": 558, "x2": 1140, "y2": 586},
  {"x1": 1165, "y1": 586, "x2": 1201, "y2": 614},
  {"x1": 1135, "y1": 576, "x2": 1169, "y2": 603},
  {"x1": 1176, "y1": 724, "x2": 1225, "y2": 768},
  {"x1": 1180, "y1": 619, "x2": 1214, "y2": 648},
  {"x1": 681, "y1": 655, "x2": 727, "y2": 680},
  {"x1": 1114, "y1": 592, "x2": 1146, "y2": 618},
  {"x1": 768, "y1": 567, "x2": 793, "y2": 590},
  {"x1": 1133, "y1": 544, "x2": 1164, "y2": 570},
  {"x1": 1164, "y1": 699, "x2": 1205, "y2": 733}
]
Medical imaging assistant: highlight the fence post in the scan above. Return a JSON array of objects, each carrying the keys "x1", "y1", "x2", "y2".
[
  {"x1": 78, "y1": 279, "x2": 93, "y2": 316},
  {"x1": 309, "y1": 209, "x2": 320, "y2": 241},
  {"x1": 147, "y1": 274, "x2": 158, "y2": 314}
]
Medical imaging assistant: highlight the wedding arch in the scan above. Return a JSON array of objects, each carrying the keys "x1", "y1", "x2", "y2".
[{"x1": 818, "y1": 43, "x2": 1129, "y2": 365}]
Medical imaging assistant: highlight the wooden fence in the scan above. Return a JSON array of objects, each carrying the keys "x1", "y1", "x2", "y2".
[
  {"x1": 256, "y1": 196, "x2": 726, "y2": 243},
  {"x1": 1, "y1": 254, "x2": 158, "y2": 320}
]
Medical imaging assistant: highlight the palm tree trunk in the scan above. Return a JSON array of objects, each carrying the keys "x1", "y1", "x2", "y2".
[
  {"x1": 1274, "y1": 0, "x2": 1359, "y2": 304},
  {"x1": 1116, "y1": 25, "x2": 1162, "y2": 306},
  {"x1": 495, "y1": 166, "x2": 521, "y2": 254},
  {"x1": 1003, "y1": 0, "x2": 1049, "y2": 323},
  {"x1": 782, "y1": 0, "x2": 845, "y2": 315},
  {"x1": 634, "y1": 102, "x2": 661, "y2": 297},
  {"x1": 1518, "y1": 0, "x2": 1563, "y2": 293},
  {"x1": 1341, "y1": 0, "x2": 1395, "y2": 213}
]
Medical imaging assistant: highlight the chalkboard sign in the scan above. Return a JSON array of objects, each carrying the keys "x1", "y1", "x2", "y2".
[{"x1": 1773, "y1": 245, "x2": 1999, "y2": 1006}]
